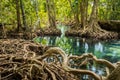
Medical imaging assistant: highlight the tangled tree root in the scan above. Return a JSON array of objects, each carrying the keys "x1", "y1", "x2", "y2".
[
  {"x1": 78, "y1": 24, "x2": 119, "y2": 40},
  {"x1": 36, "y1": 28, "x2": 61, "y2": 36},
  {"x1": 0, "y1": 39, "x2": 119, "y2": 80},
  {"x1": 65, "y1": 27, "x2": 118, "y2": 40}
]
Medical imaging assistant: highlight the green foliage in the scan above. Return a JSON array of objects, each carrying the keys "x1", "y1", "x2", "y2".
[
  {"x1": 56, "y1": 37, "x2": 71, "y2": 53},
  {"x1": 33, "y1": 37, "x2": 41, "y2": 43},
  {"x1": 33, "y1": 37, "x2": 47, "y2": 44},
  {"x1": 99, "y1": 0, "x2": 120, "y2": 20},
  {"x1": 0, "y1": 0, "x2": 120, "y2": 30}
]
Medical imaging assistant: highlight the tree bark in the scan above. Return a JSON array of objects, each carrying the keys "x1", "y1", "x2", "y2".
[
  {"x1": 34, "y1": 0, "x2": 41, "y2": 28},
  {"x1": 16, "y1": 0, "x2": 21, "y2": 32},
  {"x1": 46, "y1": 0, "x2": 56, "y2": 28},
  {"x1": 88, "y1": 0, "x2": 98, "y2": 31},
  {"x1": 80, "y1": 0, "x2": 88, "y2": 29},
  {"x1": 74, "y1": 0, "x2": 80, "y2": 28},
  {"x1": 68, "y1": 0, "x2": 80, "y2": 28},
  {"x1": 20, "y1": 0, "x2": 27, "y2": 31}
]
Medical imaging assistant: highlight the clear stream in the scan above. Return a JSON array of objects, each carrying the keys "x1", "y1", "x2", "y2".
[
  {"x1": 34, "y1": 25, "x2": 120, "y2": 63},
  {"x1": 34, "y1": 36, "x2": 120, "y2": 63},
  {"x1": 33, "y1": 25, "x2": 120, "y2": 79}
]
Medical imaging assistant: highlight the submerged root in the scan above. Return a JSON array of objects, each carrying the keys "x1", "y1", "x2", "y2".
[{"x1": 0, "y1": 39, "x2": 119, "y2": 80}]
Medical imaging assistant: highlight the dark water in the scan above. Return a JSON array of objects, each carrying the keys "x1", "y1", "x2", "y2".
[{"x1": 33, "y1": 36, "x2": 120, "y2": 63}]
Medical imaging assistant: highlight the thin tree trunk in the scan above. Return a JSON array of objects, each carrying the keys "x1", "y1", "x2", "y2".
[
  {"x1": 46, "y1": 0, "x2": 56, "y2": 28},
  {"x1": 88, "y1": 0, "x2": 99, "y2": 31},
  {"x1": 74, "y1": 0, "x2": 80, "y2": 28},
  {"x1": 89, "y1": 0, "x2": 98, "y2": 26},
  {"x1": 34, "y1": 0, "x2": 41, "y2": 28},
  {"x1": 16, "y1": 0, "x2": 21, "y2": 32},
  {"x1": 68, "y1": 0, "x2": 80, "y2": 28},
  {"x1": 0, "y1": 0, "x2": 6, "y2": 38},
  {"x1": 20, "y1": 0, "x2": 27, "y2": 31},
  {"x1": 85, "y1": 0, "x2": 88, "y2": 25},
  {"x1": 68, "y1": 0, "x2": 73, "y2": 19}
]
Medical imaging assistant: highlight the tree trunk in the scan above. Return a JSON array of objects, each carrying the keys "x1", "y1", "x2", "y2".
[
  {"x1": 80, "y1": 0, "x2": 88, "y2": 29},
  {"x1": 16, "y1": 0, "x2": 21, "y2": 32},
  {"x1": 106, "y1": 64, "x2": 120, "y2": 80},
  {"x1": 20, "y1": 0, "x2": 27, "y2": 31},
  {"x1": 74, "y1": 0, "x2": 80, "y2": 28},
  {"x1": 34, "y1": 0, "x2": 41, "y2": 28},
  {"x1": 46, "y1": 0, "x2": 56, "y2": 28},
  {"x1": 68, "y1": 0, "x2": 80, "y2": 28},
  {"x1": 88, "y1": 0, "x2": 98, "y2": 31}
]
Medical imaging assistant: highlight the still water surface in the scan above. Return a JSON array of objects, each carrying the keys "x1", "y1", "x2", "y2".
[
  {"x1": 34, "y1": 36, "x2": 120, "y2": 63},
  {"x1": 33, "y1": 25, "x2": 120, "y2": 79}
]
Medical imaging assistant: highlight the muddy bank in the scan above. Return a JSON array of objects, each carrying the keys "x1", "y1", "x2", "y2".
[
  {"x1": 7, "y1": 32, "x2": 36, "y2": 39},
  {"x1": 65, "y1": 29, "x2": 119, "y2": 40},
  {"x1": 36, "y1": 28, "x2": 61, "y2": 36},
  {"x1": 64, "y1": 20, "x2": 120, "y2": 32},
  {"x1": 0, "y1": 20, "x2": 119, "y2": 40}
]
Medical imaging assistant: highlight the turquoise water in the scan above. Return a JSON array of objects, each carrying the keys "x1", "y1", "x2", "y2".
[
  {"x1": 33, "y1": 36, "x2": 120, "y2": 63},
  {"x1": 33, "y1": 24, "x2": 120, "y2": 62},
  {"x1": 33, "y1": 25, "x2": 120, "y2": 79}
]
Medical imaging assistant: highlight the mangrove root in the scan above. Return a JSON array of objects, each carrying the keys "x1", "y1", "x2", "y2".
[{"x1": 0, "y1": 39, "x2": 119, "y2": 80}]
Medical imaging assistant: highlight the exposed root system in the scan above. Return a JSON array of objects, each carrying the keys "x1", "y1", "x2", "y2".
[
  {"x1": 65, "y1": 27, "x2": 118, "y2": 40},
  {"x1": 65, "y1": 20, "x2": 119, "y2": 40},
  {"x1": 79, "y1": 26, "x2": 118, "y2": 40},
  {"x1": 0, "y1": 39, "x2": 119, "y2": 80}
]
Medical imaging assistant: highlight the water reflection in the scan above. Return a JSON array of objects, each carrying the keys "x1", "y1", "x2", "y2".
[
  {"x1": 33, "y1": 24, "x2": 120, "y2": 79},
  {"x1": 36, "y1": 36, "x2": 120, "y2": 63},
  {"x1": 32, "y1": 36, "x2": 120, "y2": 79}
]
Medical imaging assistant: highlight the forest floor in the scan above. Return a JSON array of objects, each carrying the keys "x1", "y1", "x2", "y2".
[{"x1": 0, "y1": 39, "x2": 120, "y2": 80}]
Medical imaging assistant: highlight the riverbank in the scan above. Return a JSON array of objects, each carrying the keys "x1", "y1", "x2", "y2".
[
  {"x1": 65, "y1": 29, "x2": 119, "y2": 40},
  {"x1": 36, "y1": 28, "x2": 61, "y2": 36},
  {"x1": 0, "y1": 20, "x2": 119, "y2": 40},
  {"x1": 64, "y1": 20, "x2": 120, "y2": 40}
]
